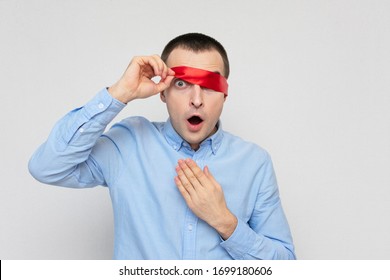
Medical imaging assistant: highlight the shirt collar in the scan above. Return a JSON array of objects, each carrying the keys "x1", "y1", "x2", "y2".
[{"x1": 162, "y1": 118, "x2": 224, "y2": 155}]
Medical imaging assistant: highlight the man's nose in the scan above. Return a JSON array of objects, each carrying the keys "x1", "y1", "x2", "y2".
[{"x1": 190, "y1": 85, "x2": 204, "y2": 108}]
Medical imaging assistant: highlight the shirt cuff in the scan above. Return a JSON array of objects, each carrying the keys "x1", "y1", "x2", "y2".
[
  {"x1": 82, "y1": 88, "x2": 126, "y2": 125},
  {"x1": 219, "y1": 218, "x2": 261, "y2": 259},
  {"x1": 58, "y1": 88, "x2": 126, "y2": 148}
]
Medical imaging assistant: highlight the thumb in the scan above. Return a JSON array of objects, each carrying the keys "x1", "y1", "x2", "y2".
[
  {"x1": 155, "y1": 75, "x2": 175, "y2": 93},
  {"x1": 204, "y1": 166, "x2": 219, "y2": 186}
]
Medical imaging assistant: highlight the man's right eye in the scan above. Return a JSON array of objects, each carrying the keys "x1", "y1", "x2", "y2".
[{"x1": 174, "y1": 79, "x2": 189, "y2": 88}]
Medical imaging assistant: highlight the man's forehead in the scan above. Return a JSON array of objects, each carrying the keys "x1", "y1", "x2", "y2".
[{"x1": 166, "y1": 48, "x2": 225, "y2": 74}]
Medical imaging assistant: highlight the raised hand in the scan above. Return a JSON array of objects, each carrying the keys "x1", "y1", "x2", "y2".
[{"x1": 108, "y1": 55, "x2": 175, "y2": 103}]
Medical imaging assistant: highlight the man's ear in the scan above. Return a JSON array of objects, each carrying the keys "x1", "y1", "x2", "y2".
[{"x1": 160, "y1": 91, "x2": 167, "y2": 103}]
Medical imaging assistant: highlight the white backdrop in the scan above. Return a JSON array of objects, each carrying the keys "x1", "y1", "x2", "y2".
[{"x1": 1, "y1": 0, "x2": 389, "y2": 259}]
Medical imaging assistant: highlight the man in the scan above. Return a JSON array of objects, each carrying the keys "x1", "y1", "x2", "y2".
[{"x1": 29, "y1": 33, "x2": 295, "y2": 260}]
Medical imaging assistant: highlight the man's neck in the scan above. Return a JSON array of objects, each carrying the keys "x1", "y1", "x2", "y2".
[{"x1": 189, "y1": 125, "x2": 218, "y2": 151}]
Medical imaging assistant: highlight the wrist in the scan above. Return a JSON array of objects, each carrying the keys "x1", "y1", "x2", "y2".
[
  {"x1": 108, "y1": 83, "x2": 135, "y2": 104},
  {"x1": 213, "y1": 211, "x2": 238, "y2": 240}
]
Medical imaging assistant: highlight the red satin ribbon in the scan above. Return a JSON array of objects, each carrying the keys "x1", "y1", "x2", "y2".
[{"x1": 171, "y1": 66, "x2": 228, "y2": 96}]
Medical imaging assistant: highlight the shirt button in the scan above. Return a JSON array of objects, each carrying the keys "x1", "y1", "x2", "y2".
[
  {"x1": 79, "y1": 128, "x2": 84, "y2": 133},
  {"x1": 98, "y1": 103, "x2": 104, "y2": 109},
  {"x1": 188, "y1": 224, "x2": 193, "y2": 231}
]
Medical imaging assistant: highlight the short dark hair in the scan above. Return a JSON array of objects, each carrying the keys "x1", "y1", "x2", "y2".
[{"x1": 161, "y1": 33, "x2": 230, "y2": 78}]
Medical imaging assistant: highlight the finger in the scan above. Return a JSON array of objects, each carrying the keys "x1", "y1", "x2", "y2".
[
  {"x1": 204, "y1": 166, "x2": 219, "y2": 186},
  {"x1": 161, "y1": 62, "x2": 176, "y2": 80},
  {"x1": 174, "y1": 176, "x2": 191, "y2": 200},
  {"x1": 178, "y1": 159, "x2": 203, "y2": 189},
  {"x1": 168, "y1": 68, "x2": 176, "y2": 76},
  {"x1": 204, "y1": 166, "x2": 223, "y2": 193},
  {"x1": 184, "y1": 158, "x2": 209, "y2": 187},
  {"x1": 151, "y1": 54, "x2": 165, "y2": 77},
  {"x1": 176, "y1": 163, "x2": 197, "y2": 194},
  {"x1": 160, "y1": 60, "x2": 169, "y2": 80},
  {"x1": 140, "y1": 55, "x2": 161, "y2": 78},
  {"x1": 155, "y1": 75, "x2": 175, "y2": 93}
]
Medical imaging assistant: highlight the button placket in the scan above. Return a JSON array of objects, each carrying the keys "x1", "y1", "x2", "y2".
[{"x1": 182, "y1": 207, "x2": 198, "y2": 259}]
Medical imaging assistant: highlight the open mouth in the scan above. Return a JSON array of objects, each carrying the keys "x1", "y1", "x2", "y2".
[{"x1": 187, "y1": 116, "x2": 203, "y2": 125}]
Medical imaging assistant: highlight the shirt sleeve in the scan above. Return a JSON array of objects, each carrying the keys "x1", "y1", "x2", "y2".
[
  {"x1": 28, "y1": 88, "x2": 126, "y2": 188},
  {"x1": 220, "y1": 153, "x2": 296, "y2": 260}
]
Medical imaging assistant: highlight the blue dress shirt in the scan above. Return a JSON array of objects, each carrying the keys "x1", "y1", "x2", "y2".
[{"x1": 29, "y1": 88, "x2": 296, "y2": 260}]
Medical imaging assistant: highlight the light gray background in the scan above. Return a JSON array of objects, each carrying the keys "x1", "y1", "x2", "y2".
[{"x1": 1, "y1": 0, "x2": 389, "y2": 259}]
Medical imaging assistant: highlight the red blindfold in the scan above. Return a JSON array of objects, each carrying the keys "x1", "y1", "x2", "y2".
[{"x1": 170, "y1": 66, "x2": 228, "y2": 96}]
